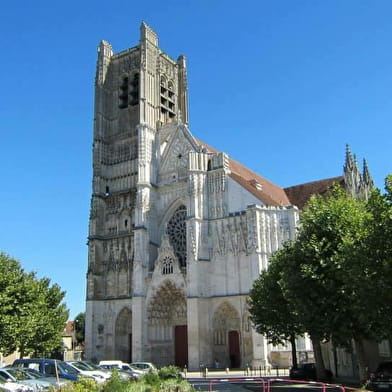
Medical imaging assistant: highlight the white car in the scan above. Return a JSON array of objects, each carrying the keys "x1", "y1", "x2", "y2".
[
  {"x1": 0, "y1": 374, "x2": 34, "y2": 392},
  {"x1": 131, "y1": 362, "x2": 157, "y2": 374},
  {"x1": 66, "y1": 361, "x2": 110, "y2": 384},
  {"x1": 98, "y1": 361, "x2": 143, "y2": 379},
  {"x1": 0, "y1": 369, "x2": 48, "y2": 392}
]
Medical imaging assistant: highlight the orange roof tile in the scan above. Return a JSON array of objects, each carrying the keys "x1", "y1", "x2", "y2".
[
  {"x1": 62, "y1": 320, "x2": 75, "y2": 336},
  {"x1": 195, "y1": 137, "x2": 345, "y2": 209},
  {"x1": 229, "y1": 158, "x2": 291, "y2": 206},
  {"x1": 196, "y1": 138, "x2": 291, "y2": 206},
  {"x1": 284, "y1": 176, "x2": 344, "y2": 209}
]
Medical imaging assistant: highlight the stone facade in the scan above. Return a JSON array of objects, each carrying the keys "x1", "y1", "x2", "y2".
[{"x1": 85, "y1": 23, "x2": 373, "y2": 370}]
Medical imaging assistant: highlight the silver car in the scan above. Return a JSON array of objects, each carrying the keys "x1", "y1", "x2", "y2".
[
  {"x1": 66, "y1": 361, "x2": 110, "y2": 384},
  {"x1": 131, "y1": 362, "x2": 157, "y2": 374},
  {"x1": 0, "y1": 373, "x2": 34, "y2": 392},
  {"x1": 20, "y1": 368, "x2": 69, "y2": 389},
  {"x1": 0, "y1": 368, "x2": 52, "y2": 392}
]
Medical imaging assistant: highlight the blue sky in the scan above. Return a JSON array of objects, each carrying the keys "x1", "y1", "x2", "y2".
[{"x1": 1, "y1": 0, "x2": 391, "y2": 319}]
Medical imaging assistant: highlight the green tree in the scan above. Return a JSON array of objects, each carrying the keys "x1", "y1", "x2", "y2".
[
  {"x1": 249, "y1": 178, "x2": 392, "y2": 381},
  {"x1": 276, "y1": 187, "x2": 370, "y2": 379},
  {"x1": 0, "y1": 253, "x2": 26, "y2": 355},
  {"x1": 248, "y1": 256, "x2": 304, "y2": 367},
  {"x1": 74, "y1": 312, "x2": 85, "y2": 345},
  {"x1": 0, "y1": 252, "x2": 69, "y2": 357},
  {"x1": 357, "y1": 175, "x2": 392, "y2": 344},
  {"x1": 21, "y1": 277, "x2": 69, "y2": 357}
]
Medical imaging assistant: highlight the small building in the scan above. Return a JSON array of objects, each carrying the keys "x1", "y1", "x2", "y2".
[{"x1": 62, "y1": 321, "x2": 83, "y2": 361}]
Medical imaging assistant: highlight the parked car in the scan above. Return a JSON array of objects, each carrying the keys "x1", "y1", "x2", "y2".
[
  {"x1": 367, "y1": 361, "x2": 392, "y2": 392},
  {"x1": 71, "y1": 361, "x2": 112, "y2": 377},
  {"x1": 20, "y1": 368, "x2": 68, "y2": 389},
  {"x1": 0, "y1": 368, "x2": 52, "y2": 392},
  {"x1": 12, "y1": 359, "x2": 79, "y2": 382},
  {"x1": 66, "y1": 361, "x2": 110, "y2": 384},
  {"x1": 290, "y1": 363, "x2": 333, "y2": 382},
  {"x1": 289, "y1": 363, "x2": 317, "y2": 380},
  {"x1": 0, "y1": 373, "x2": 34, "y2": 392},
  {"x1": 98, "y1": 361, "x2": 142, "y2": 379},
  {"x1": 131, "y1": 362, "x2": 157, "y2": 374}
]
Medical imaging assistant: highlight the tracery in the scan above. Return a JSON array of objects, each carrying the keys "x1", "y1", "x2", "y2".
[{"x1": 166, "y1": 205, "x2": 187, "y2": 267}]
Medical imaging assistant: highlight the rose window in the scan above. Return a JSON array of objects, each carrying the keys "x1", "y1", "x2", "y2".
[{"x1": 166, "y1": 205, "x2": 187, "y2": 267}]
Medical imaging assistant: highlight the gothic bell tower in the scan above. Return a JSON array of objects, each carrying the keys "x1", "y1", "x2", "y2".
[{"x1": 86, "y1": 22, "x2": 188, "y2": 361}]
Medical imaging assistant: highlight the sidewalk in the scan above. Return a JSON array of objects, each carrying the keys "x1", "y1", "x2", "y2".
[
  {"x1": 183, "y1": 368, "x2": 362, "y2": 390},
  {"x1": 184, "y1": 368, "x2": 290, "y2": 379}
]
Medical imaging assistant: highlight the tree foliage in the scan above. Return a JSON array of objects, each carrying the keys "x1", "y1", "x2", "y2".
[
  {"x1": 358, "y1": 175, "x2": 392, "y2": 340},
  {"x1": 249, "y1": 178, "x2": 392, "y2": 380},
  {"x1": 0, "y1": 252, "x2": 69, "y2": 357},
  {"x1": 0, "y1": 253, "x2": 25, "y2": 354},
  {"x1": 249, "y1": 258, "x2": 301, "y2": 344},
  {"x1": 281, "y1": 187, "x2": 371, "y2": 345},
  {"x1": 74, "y1": 312, "x2": 86, "y2": 344},
  {"x1": 277, "y1": 187, "x2": 372, "y2": 378},
  {"x1": 248, "y1": 255, "x2": 304, "y2": 365}
]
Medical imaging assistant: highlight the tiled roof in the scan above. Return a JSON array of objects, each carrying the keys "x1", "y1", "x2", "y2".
[
  {"x1": 196, "y1": 139, "x2": 291, "y2": 206},
  {"x1": 284, "y1": 176, "x2": 344, "y2": 209},
  {"x1": 229, "y1": 159, "x2": 291, "y2": 206},
  {"x1": 63, "y1": 320, "x2": 75, "y2": 336},
  {"x1": 195, "y1": 137, "x2": 344, "y2": 209}
]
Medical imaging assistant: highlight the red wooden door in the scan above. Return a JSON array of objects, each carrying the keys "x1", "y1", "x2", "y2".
[
  {"x1": 228, "y1": 330, "x2": 240, "y2": 368},
  {"x1": 174, "y1": 325, "x2": 188, "y2": 367}
]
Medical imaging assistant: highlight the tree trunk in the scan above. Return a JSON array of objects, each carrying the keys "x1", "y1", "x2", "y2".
[
  {"x1": 290, "y1": 333, "x2": 298, "y2": 367},
  {"x1": 311, "y1": 336, "x2": 326, "y2": 380},
  {"x1": 354, "y1": 339, "x2": 368, "y2": 383},
  {"x1": 332, "y1": 341, "x2": 339, "y2": 378}
]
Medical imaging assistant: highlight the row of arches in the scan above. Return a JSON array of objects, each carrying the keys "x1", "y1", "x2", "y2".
[
  {"x1": 112, "y1": 285, "x2": 251, "y2": 368},
  {"x1": 109, "y1": 203, "x2": 252, "y2": 367}
]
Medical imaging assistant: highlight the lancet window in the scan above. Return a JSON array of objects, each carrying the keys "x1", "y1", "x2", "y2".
[
  {"x1": 129, "y1": 73, "x2": 139, "y2": 106},
  {"x1": 160, "y1": 76, "x2": 175, "y2": 119},
  {"x1": 118, "y1": 75, "x2": 129, "y2": 109},
  {"x1": 162, "y1": 256, "x2": 174, "y2": 275},
  {"x1": 118, "y1": 73, "x2": 139, "y2": 109}
]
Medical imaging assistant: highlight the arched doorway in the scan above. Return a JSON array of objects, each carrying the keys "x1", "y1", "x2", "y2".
[
  {"x1": 229, "y1": 330, "x2": 240, "y2": 368},
  {"x1": 115, "y1": 308, "x2": 132, "y2": 361},
  {"x1": 212, "y1": 302, "x2": 241, "y2": 368},
  {"x1": 147, "y1": 281, "x2": 187, "y2": 367}
]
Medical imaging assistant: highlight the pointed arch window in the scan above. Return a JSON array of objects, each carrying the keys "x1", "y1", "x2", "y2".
[
  {"x1": 162, "y1": 256, "x2": 174, "y2": 275},
  {"x1": 166, "y1": 205, "x2": 187, "y2": 267},
  {"x1": 119, "y1": 75, "x2": 129, "y2": 109},
  {"x1": 119, "y1": 73, "x2": 139, "y2": 109},
  {"x1": 130, "y1": 73, "x2": 139, "y2": 106},
  {"x1": 160, "y1": 76, "x2": 175, "y2": 119}
]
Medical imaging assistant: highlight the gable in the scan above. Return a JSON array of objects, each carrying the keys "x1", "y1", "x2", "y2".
[{"x1": 158, "y1": 124, "x2": 199, "y2": 184}]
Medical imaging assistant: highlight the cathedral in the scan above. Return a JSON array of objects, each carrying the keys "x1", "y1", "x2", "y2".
[{"x1": 85, "y1": 23, "x2": 373, "y2": 370}]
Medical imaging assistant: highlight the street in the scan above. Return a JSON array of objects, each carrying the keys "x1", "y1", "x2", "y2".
[{"x1": 188, "y1": 376, "x2": 350, "y2": 392}]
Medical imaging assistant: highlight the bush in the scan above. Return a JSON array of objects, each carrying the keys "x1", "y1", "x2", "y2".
[
  {"x1": 159, "y1": 378, "x2": 194, "y2": 392},
  {"x1": 102, "y1": 370, "x2": 136, "y2": 392},
  {"x1": 61, "y1": 377, "x2": 100, "y2": 392},
  {"x1": 58, "y1": 365, "x2": 193, "y2": 392},
  {"x1": 142, "y1": 371, "x2": 160, "y2": 386},
  {"x1": 158, "y1": 366, "x2": 183, "y2": 380}
]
